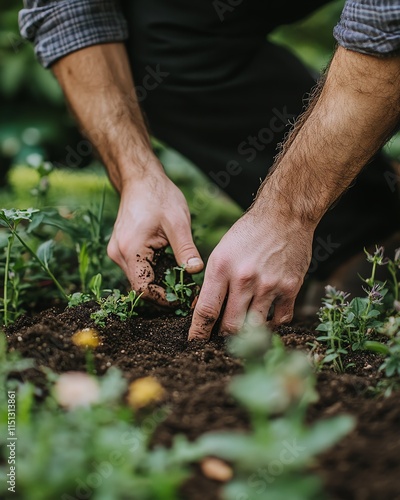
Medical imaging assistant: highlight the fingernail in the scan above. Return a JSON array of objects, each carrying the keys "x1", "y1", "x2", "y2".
[{"x1": 187, "y1": 257, "x2": 203, "y2": 269}]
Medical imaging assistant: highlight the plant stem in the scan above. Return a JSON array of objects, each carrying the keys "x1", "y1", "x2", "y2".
[
  {"x1": 388, "y1": 263, "x2": 399, "y2": 302},
  {"x1": 86, "y1": 349, "x2": 96, "y2": 375},
  {"x1": 12, "y1": 231, "x2": 68, "y2": 301},
  {"x1": 3, "y1": 234, "x2": 14, "y2": 326},
  {"x1": 368, "y1": 260, "x2": 377, "y2": 287}
]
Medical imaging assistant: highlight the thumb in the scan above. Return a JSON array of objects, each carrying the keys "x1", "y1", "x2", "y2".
[{"x1": 168, "y1": 224, "x2": 204, "y2": 274}]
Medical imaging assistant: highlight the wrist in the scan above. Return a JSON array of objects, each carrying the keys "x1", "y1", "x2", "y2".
[
  {"x1": 113, "y1": 153, "x2": 165, "y2": 193},
  {"x1": 253, "y1": 175, "x2": 321, "y2": 231}
]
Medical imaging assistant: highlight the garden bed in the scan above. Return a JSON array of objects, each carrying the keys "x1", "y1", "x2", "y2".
[{"x1": 5, "y1": 303, "x2": 400, "y2": 500}]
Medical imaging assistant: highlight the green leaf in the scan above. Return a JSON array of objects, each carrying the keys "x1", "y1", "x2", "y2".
[
  {"x1": 363, "y1": 341, "x2": 389, "y2": 355},
  {"x1": 366, "y1": 309, "x2": 381, "y2": 319},
  {"x1": 166, "y1": 292, "x2": 178, "y2": 303},
  {"x1": 323, "y1": 353, "x2": 339, "y2": 363},
  {"x1": 164, "y1": 269, "x2": 176, "y2": 287},
  {"x1": 37, "y1": 240, "x2": 54, "y2": 267},
  {"x1": 349, "y1": 297, "x2": 369, "y2": 317}
]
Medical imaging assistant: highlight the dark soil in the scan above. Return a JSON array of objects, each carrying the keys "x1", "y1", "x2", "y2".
[{"x1": 5, "y1": 303, "x2": 400, "y2": 500}]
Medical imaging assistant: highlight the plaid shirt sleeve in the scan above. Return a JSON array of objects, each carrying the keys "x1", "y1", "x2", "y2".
[
  {"x1": 19, "y1": 0, "x2": 128, "y2": 68},
  {"x1": 334, "y1": 0, "x2": 400, "y2": 56}
]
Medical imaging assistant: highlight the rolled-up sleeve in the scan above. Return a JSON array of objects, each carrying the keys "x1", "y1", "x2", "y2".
[
  {"x1": 19, "y1": 0, "x2": 129, "y2": 68},
  {"x1": 334, "y1": 0, "x2": 400, "y2": 56}
]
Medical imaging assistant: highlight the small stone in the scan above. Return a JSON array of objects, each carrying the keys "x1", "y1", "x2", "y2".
[
  {"x1": 17, "y1": 336, "x2": 22, "y2": 342},
  {"x1": 201, "y1": 458, "x2": 233, "y2": 482},
  {"x1": 55, "y1": 372, "x2": 100, "y2": 410}
]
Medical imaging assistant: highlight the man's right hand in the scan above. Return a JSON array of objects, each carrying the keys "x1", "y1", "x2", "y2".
[{"x1": 107, "y1": 166, "x2": 204, "y2": 304}]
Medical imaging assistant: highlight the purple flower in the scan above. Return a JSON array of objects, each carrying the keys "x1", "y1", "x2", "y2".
[{"x1": 363, "y1": 284, "x2": 384, "y2": 305}]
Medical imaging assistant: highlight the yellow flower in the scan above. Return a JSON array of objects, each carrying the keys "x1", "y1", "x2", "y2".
[
  {"x1": 127, "y1": 377, "x2": 164, "y2": 409},
  {"x1": 72, "y1": 328, "x2": 100, "y2": 349}
]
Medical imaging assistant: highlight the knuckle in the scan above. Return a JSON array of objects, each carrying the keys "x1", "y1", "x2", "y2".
[
  {"x1": 117, "y1": 240, "x2": 132, "y2": 257},
  {"x1": 259, "y1": 278, "x2": 278, "y2": 294},
  {"x1": 174, "y1": 241, "x2": 196, "y2": 260},
  {"x1": 237, "y1": 267, "x2": 255, "y2": 287},
  {"x1": 188, "y1": 327, "x2": 208, "y2": 341},
  {"x1": 195, "y1": 302, "x2": 219, "y2": 322},
  {"x1": 207, "y1": 253, "x2": 228, "y2": 276},
  {"x1": 280, "y1": 278, "x2": 301, "y2": 296},
  {"x1": 107, "y1": 240, "x2": 119, "y2": 263},
  {"x1": 220, "y1": 320, "x2": 241, "y2": 335}
]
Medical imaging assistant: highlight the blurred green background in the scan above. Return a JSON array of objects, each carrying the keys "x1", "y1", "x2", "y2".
[{"x1": 1, "y1": 0, "x2": 398, "y2": 258}]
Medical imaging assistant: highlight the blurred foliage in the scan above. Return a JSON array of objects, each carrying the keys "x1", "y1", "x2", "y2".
[
  {"x1": 271, "y1": 0, "x2": 345, "y2": 73},
  {"x1": 0, "y1": 0, "x2": 83, "y2": 177},
  {"x1": 0, "y1": 0, "x2": 62, "y2": 102}
]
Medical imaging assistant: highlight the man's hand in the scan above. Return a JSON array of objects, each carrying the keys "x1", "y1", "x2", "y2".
[
  {"x1": 188, "y1": 201, "x2": 314, "y2": 340},
  {"x1": 52, "y1": 43, "x2": 203, "y2": 300},
  {"x1": 190, "y1": 46, "x2": 400, "y2": 341},
  {"x1": 108, "y1": 167, "x2": 203, "y2": 304}
]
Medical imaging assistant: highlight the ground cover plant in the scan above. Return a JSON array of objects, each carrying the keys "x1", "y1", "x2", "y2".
[
  {"x1": 1, "y1": 165, "x2": 400, "y2": 499},
  {"x1": 315, "y1": 246, "x2": 400, "y2": 393}
]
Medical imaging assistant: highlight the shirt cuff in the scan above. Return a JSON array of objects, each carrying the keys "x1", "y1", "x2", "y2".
[
  {"x1": 333, "y1": 0, "x2": 400, "y2": 56},
  {"x1": 19, "y1": 0, "x2": 128, "y2": 68}
]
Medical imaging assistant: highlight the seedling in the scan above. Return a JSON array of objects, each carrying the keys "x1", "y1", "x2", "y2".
[
  {"x1": 90, "y1": 289, "x2": 143, "y2": 327},
  {"x1": 67, "y1": 273, "x2": 104, "y2": 307},
  {"x1": 163, "y1": 265, "x2": 197, "y2": 316}
]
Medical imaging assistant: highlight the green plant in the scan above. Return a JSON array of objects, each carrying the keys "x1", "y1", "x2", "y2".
[
  {"x1": 192, "y1": 326, "x2": 354, "y2": 500},
  {"x1": 163, "y1": 265, "x2": 197, "y2": 316},
  {"x1": 90, "y1": 289, "x2": 143, "y2": 327},
  {"x1": 34, "y1": 189, "x2": 115, "y2": 294},
  {"x1": 69, "y1": 272, "x2": 142, "y2": 327},
  {"x1": 315, "y1": 246, "x2": 400, "y2": 373},
  {"x1": 0, "y1": 190, "x2": 126, "y2": 326},
  {"x1": 0, "y1": 208, "x2": 70, "y2": 325},
  {"x1": 0, "y1": 332, "x2": 34, "y2": 413}
]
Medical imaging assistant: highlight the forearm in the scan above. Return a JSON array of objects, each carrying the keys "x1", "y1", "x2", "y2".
[
  {"x1": 52, "y1": 43, "x2": 161, "y2": 191},
  {"x1": 257, "y1": 46, "x2": 400, "y2": 226}
]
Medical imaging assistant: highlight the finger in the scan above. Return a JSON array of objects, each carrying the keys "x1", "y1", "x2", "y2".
[
  {"x1": 130, "y1": 251, "x2": 169, "y2": 306},
  {"x1": 165, "y1": 219, "x2": 204, "y2": 274},
  {"x1": 219, "y1": 286, "x2": 253, "y2": 336},
  {"x1": 270, "y1": 296, "x2": 295, "y2": 328},
  {"x1": 188, "y1": 273, "x2": 228, "y2": 341},
  {"x1": 109, "y1": 241, "x2": 169, "y2": 306},
  {"x1": 245, "y1": 295, "x2": 275, "y2": 328}
]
